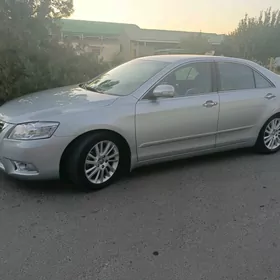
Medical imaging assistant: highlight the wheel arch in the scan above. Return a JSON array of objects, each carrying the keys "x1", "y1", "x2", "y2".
[
  {"x1": 59, "y1": 129, "x2": 132, "y2": 180},
  {"x1": 255, "y1": 111, "x2": 280, "y2": 143},
  {"x1": 259, "y1": 111, "x2": 280, "y2": 132}
]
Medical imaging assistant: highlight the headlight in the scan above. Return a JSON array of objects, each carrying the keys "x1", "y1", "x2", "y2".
[{"x1": 8, "y1": 122, "x2": 59, "y2": 140}]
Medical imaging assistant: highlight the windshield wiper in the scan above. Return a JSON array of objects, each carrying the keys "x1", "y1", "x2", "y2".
[
  {"x1": 79, "y1": 83, "x2": 86, "y2": 89},
  {"x1": 89, "y1": 87, "x2": 104, "y2": 94},
  {"x1": 80, "y1": 83, "x2": 104, "y2": 94}
]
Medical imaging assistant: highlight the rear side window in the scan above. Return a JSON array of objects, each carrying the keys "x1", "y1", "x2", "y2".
[
  {"x1": 217, "y1": 62, "x2": 255, "y2": 91},
  {"x1": 254, "y1": 71, "x2": 273, "y2": 89}
]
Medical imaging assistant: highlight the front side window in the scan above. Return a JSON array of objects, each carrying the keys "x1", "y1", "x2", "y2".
[
  {"x1": 84, "y1": 59, "x2": 170, "y2": 96},
  {"x1": 175, "y1": 67, "x2": 199, "y2": 81},
  {"x1": 217, "y1": 62, "x2": 255, "y2": 91},
  {"x1": 157, "y1": 62, "x2": 213, "y2": 97}
]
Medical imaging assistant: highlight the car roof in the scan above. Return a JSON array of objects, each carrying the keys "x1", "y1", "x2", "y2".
[{"x1": 138, "y1": 54, "x2": 254, "y2": 65}]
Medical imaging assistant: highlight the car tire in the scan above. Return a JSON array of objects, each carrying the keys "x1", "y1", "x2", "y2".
[
  {"x1": 66, "y1": 132, "x2": 129, "y2": 191},
  {"x1": 255, "y1": 114, "x2": 280, "y2": 154}
]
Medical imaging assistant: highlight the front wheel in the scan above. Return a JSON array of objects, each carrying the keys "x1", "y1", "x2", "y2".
[
  {"x1": 67, "y1": 132, "x2": 128, "y2": 191},
  {"x1": 255, "y1": 115, "x2": 280, "y2": 154}
]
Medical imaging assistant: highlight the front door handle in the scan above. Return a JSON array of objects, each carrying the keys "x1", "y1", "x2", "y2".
[
  {"x1": 203, "y1": 100, "x2": 218, "y2": 108},
  {"x1": 265, "y1": 93, "x2": 276, "y2": 100}
]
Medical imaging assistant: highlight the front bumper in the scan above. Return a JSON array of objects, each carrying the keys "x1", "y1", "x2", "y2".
[{"x1": 0, "y1": 124, "x2": 74, "y2": 180}]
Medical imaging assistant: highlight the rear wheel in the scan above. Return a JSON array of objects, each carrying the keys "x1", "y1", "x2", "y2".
[
  {"x1": 255, "y1": 115, "x2": 280, "y2": 154},
  {"x1": 66, "y1": 132, "x2": 129, "y2": 191}
]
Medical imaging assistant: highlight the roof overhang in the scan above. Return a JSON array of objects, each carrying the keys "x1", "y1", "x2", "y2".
[{"x1": 134, "y1": 39, "x2": 180, "y2": 44}]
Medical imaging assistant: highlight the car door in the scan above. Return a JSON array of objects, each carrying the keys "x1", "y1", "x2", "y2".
[
  {"x1": 215, "y1": 61, "x2": 277, "y2": 146},
  {"x1": 135, "y1": 61, "x2": 220, "y2": 162}
]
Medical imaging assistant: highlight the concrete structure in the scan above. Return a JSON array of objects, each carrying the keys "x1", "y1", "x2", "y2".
[{"x1": 59, "y1": 19, "x2": 224, "y2": 62}]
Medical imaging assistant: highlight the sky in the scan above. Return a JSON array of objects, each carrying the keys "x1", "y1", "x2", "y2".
[{"x1": 71, "y1": 0, "x2": 280, "y2": 34}]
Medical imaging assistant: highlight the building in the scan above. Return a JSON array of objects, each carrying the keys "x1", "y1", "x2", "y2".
[{"x1": 59, "y1": 19, "x2": 224, "y2": 62}]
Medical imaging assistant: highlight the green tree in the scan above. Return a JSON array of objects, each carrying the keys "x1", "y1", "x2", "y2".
[
  {"x1": 0, "y1": 0, "x2": 107, "y2": 103},
  {"x1": 222, "y1": 8, "x2": 280, "y2": 63},
  {"x1": 180, "y1": 33, "x2": 212, "y2": 54},
  {"x1": 34, "y1": 0, "x2": 74, "y2": 19}
]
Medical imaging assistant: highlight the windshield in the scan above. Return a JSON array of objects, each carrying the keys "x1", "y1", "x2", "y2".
[{"x1": 84, "y1": 59, "x2": 170, "y2": 96}]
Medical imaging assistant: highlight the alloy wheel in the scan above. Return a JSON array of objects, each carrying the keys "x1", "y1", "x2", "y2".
[
  {"x1": 84, "y1": 140, "x2": 119, "y2": 184},
  {"x1": 264, "y1": 118, "x2": 280, "y2": 150}
]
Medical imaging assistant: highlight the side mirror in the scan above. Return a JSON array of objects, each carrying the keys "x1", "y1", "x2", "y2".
[{"x1": 152, "y1": 84, "x2": 175, "y2": 98}]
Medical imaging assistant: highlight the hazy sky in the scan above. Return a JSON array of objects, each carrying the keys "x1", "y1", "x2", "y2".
[{"x1": 71, "y1": 0, "x2": 280, "y2": 34}]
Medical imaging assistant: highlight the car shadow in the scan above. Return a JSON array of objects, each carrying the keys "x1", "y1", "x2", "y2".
[
  {"x1": 2, "y1": 148, "x2": 258, "y2": 195},
  {"x1": 1, "y1": 174, "x2": 77, "y2": 195}
]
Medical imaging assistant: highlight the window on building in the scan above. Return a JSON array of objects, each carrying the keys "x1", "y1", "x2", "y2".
[{"x1": 89, "y1": 46, "x2": 101, "y2": 55}]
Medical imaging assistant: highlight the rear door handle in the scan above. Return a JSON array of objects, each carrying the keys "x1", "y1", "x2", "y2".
[
  {"x1": 265, "y1": 93, "x2": 276, "y2": 100},
  {"x1": 203, "y1": 100, "x2": 218, "y2": 108}
]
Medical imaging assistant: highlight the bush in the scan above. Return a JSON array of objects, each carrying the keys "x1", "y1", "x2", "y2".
[
  {"x1": 0, "y1": 0, "x2": 109, "y2": 104},
  {"x1": 0, "y1": 43, "x2": 110, "y2": 104}
]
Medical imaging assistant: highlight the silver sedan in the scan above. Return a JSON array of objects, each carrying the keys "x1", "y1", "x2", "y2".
[{"x1": 1, "y1": 55, "x2": 280, "y2": 191}]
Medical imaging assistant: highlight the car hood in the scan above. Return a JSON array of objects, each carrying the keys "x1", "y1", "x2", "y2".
[{"x1": 0, "y1": 85, "x2": 118, "y2": 123}]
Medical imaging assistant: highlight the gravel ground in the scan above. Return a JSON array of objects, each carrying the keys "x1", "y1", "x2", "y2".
[{"x1": 1, "y1": 149, "x2": 280, "y2": 280}]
